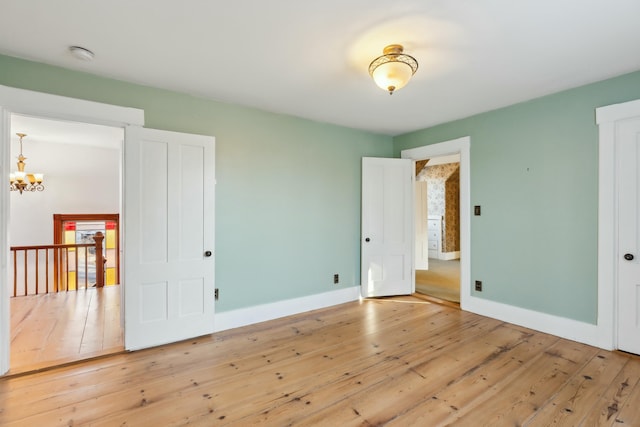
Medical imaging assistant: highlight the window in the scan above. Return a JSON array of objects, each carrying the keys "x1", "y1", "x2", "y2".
[{"x1": 53, "y1": 214, "x2": 120, "y2": 287}]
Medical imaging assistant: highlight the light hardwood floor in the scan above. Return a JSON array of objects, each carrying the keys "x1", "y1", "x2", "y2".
[
  {"x1": 416, "y1": 258, "x2": 460, "y2": 303},
  {"x1": 9, "y1": 286, "x2": 123, "y2": 374},
  {"x1": 1, "y1": 295, "x2": 639, "y2": 426}
]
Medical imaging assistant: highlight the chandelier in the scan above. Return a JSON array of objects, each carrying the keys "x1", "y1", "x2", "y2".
[
  {"x1": 9, "y1": 133, "x2": 44, "y2": 194},
  {"x1": 369, "y1": 44, "x2": 418, "y2": 95}
]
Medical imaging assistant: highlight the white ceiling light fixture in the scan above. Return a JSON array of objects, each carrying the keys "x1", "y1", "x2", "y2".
[
  {"x1": 368, "y1": 44, "x2": 418, "y2": 95},
  {"x1": 69, "y1": 45, "x2": 95, "y2": 61}
]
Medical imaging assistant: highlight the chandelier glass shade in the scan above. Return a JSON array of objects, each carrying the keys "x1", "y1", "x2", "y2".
[
  {"x1": 368, "y1": 44, "x2": 418, "y2": 95},
  {"x1": 9, "y1": 133, "x2": 44, "y2": 194}
]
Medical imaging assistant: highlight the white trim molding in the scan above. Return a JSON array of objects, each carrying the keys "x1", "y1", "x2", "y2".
[
  {"x1": 399, "y1": 135, "x2": 618, "y2": 350},
  {"x1": 464, "y1": 98, "x2": 640, "y2": 351},
  {"x1": 401, "y1": 136, "x2": 471, "y2": 310},
  {"x1": 464, "y1": 295, "x2": 608, "y2": 349},
  {"x1": 595, "y1": 98, "x2": 640, "y2": 351},
  {"x1": 0, "y1": 85, "x2": 144, "y2": 127},
  {"x1": 0, "y1": 84, "x2": 144, "y2": 375},
  {"x1": 596, "y1": 98, "x2": 640, "y2": 124},
  {"x1": 0, "y1": 108, "x2": 10, "y2": 375},
  {"x1": 214, "y1": 287, "x2": 361, "y2": 332}
]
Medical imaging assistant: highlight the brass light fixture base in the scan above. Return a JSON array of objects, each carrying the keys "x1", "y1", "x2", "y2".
[{"x1": 382, "y1": 44, "x2": 404, "y2": 55}]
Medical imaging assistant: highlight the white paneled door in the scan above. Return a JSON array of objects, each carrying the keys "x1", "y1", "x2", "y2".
[
  {"x1": 124, "y1": 127, "x2": 215, "y2": 350},
  {"x1": 617, "y1": 117, "x2": 640, "y2": 354},
  {"x1": 361, "y1": 157, "x2": 414, "y2": 298}
]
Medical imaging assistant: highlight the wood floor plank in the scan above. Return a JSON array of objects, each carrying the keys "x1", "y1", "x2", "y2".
[
  {"x1": 383, "y1": 327, "x2": 560, "y2": 426},
  {"x1": 2, "y1": 297, "x2": 639, "y2": 426},
  {"x1": 524, "y1": 349, "x2": 630, "y2": 426},
  {"x1": 6, "y1": 303, "x2": 457, "y2": 424},
  {"x1": 579, "y1": 353, "x2": 640, "y2": 426},
  {"x1": 1, "y1": 300, "x2": 418, "y2": 412},
  {"x1": 604, "y1": 357, "x2": 640, "y2": 426},
  {"x1": 102, "y1": 290, "x2": 123, "y2": 350},
  {"x1": 288, "y1": 323, "x2": 532, "y2": 426},
  {"x1": 86, "y1": 308, "x2": 490, "y2": 426},
  {"x1": 171, "y1": 311, "x2": 496, "y2": 425},
  {"x1": 80, "y1": 288, "x2": 104, "y2": 352},
  {"x1": 9, "y1": 287, "x2": 123, "y2": 374},
  {"x1": 435, "y1": 338, "x2": 600, "y2": 426}
]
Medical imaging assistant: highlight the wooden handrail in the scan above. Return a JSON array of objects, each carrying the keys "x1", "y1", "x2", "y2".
[
  {"x1": 10, "y1": 243, "x2": 95, "y2": 251},
  {"x1": 10, "y1": 234, "x2": 105, "y2": 297}
]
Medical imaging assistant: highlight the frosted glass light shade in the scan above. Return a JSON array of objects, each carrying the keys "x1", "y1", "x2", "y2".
[
  {"x1": 371, "y1": 61, "x2": 414, "y2": 93},
  {"x1": 368, "y1": 44, "x2": 418, "y2": 95}
]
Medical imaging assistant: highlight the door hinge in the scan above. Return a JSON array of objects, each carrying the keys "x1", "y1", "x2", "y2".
[{"x1": 215, "y1": 288, "x2": 219, "y2": 300}]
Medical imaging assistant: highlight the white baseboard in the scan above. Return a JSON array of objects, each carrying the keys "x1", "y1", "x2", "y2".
[
  {"x1": 214, "y1": 287, "x2": 361, "y2": 333},
  {"x1": 463, "y1": 295, "x2": 612, "y2": 350},
  {"x1": 439, "y1": 251, "x2": 460, "y2": 261},
  {"x1": 214, "y1": 285, "x2": 613, "y2": 352}
]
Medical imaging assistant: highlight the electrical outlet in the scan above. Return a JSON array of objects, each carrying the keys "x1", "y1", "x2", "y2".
[
  {"x1": 474, "y1": 205, "x2": 481, "y2": 216},
  {"x1": 333, "y1": 274, "x2": 339, "y2": 284},
  {"x1": 215, "y1": 288, "x2": 219, "y2": 300},
  {"x1": 475, "y1": 281, "x2": 482, "y2": 292}
]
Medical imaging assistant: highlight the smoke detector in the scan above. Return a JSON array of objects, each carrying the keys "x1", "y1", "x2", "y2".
[{"x1": 69, "y1": 46, "x2": 95, "y2": 61}]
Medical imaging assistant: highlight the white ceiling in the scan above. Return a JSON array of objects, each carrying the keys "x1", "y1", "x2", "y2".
[
  {"x1": 10, "y1": 115, "x2": 123, "y2": 149},
  {"x1": 1, "y1": 1, "x2": 639, "y2": 136},
  {"x1": 9, "y1": 115, "x2": 122, "y2": 177}
]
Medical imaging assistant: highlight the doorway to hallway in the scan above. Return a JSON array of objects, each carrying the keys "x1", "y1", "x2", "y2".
[
  {"x1": 400, "y1": 136, "x2": 470, "y2": 309},
  {"x1": 7, "y1": 113, "x2": 124, "y2": 374},
  {"x1": 414, "y1": 154, "x2": 461, "y2": 304}
]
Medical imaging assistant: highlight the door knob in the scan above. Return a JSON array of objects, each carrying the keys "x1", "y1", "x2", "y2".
[
  {"x1": 204, "y1": 250, "x2": 212, "y2": 257},
  {"x1": 365, "y1": 238, "x2": 370, "y2": 242},
  {"x1": 624, "y1": 253, "x2": 634, "y2": 261}
]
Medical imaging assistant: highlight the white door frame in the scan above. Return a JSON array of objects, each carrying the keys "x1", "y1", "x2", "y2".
[
  {"x1": 596, "y1": 98, "x2": 640, "y2": 351},
  {"x1": 0, "y1": 84, "x2": 144, "y2": 375},
  {"x1": 401, "y1": 136, "x2": 471, "y2": 309}
]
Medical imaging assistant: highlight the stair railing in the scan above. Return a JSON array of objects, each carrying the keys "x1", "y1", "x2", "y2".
[{"x1": 9, "y1": 232, "x2": 105, "y2": 297}]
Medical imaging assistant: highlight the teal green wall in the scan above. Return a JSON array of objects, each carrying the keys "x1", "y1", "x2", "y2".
[
  {"x1": 5, "y1": 52, "x2": 640, "y2": 324},
  {"x1": 394, "y1": 70, "x2": 640, "y2": 324},
  {"x1": 0, "y1": 55, "x2": 393, "y2": 312}
]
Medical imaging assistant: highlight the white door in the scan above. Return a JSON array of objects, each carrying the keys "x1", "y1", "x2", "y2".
[
  {"x1": 617, "y1": 116, "x2": 640, "y2": 354},
  {"x1": 415, "y1": 181, "x2": 429, "y2": 270},
  {"x1": 124, "y1": 127, "x2": 215, "y2": 350},
  {"x1": 361, "y1": 157, "x2": 414, "y2": 297}
]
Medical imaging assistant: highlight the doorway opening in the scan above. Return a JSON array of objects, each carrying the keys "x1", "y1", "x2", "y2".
[
  {"x1": 414, "y1": 154, "x2": 461, "y2": 305},
  {"x1": 8, "y1": 113, "x2": 124, "y2": 374},
  {"x1": 401, "y1": 136, "x2": 471, "y2": 310}
]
